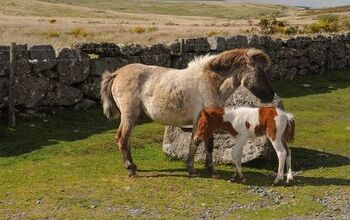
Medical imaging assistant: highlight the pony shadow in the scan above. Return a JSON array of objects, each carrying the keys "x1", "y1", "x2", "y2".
[
  {"x1": 273, "y1": 70, "x2": 350, "y2": 98},
  {"x1": 0, "y1": 106, "x2": 153, "y2": 157},
  {"x1": 137, "y1": 147, "x2": 350, "y2": 186}
]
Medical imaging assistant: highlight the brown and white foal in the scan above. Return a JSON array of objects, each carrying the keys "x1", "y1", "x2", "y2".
[{"x1": 193, "y1": 106, "x2": 295, "y2": 185}]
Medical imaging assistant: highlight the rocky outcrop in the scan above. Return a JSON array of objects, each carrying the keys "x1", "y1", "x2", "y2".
[{"x1": 163, "y1": 86, "x2": 284, "y2": 164}]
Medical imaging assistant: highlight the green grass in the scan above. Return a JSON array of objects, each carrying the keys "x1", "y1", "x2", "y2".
[
  {"x1": 1, "y1": 0, "x2": 287, "y2": 20},
  {"x1": 1, "y1": 71, "x2": 350, "y2": 219}
]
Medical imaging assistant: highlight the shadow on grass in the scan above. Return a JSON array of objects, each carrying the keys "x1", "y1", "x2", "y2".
[
  {"x1": 0, "y1": 106, "x2": 151, "y2": 157},
  {"x1": 137, "y1": 147, "x2": 350, "y2": 186},
  {"x1": 273, "y1": 70, "x2": 350, "y2": 98}
]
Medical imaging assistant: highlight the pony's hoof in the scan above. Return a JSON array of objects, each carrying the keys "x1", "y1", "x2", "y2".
[
  {"x1": 229, "y1": 175, "x2": 245, "y2": 183},
  {"x1": 188, "y1": 169, "x2": 200, "y2": 178},
  {"x1": 211, "y1": 172, "x2": 220, "y2": 179}
]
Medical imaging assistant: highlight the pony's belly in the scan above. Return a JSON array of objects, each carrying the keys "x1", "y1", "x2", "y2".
[{"x1": 145, "y1": 108, "x2": 193, "y2": 126}]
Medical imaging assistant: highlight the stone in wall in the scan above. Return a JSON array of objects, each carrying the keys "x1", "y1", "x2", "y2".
[
  {"x1": 75, "y1": 42, "x2": 121, "y2": 57},
  {"x1": 183, "y1": 37, "x2": 210, "y2": 53},
  {"x1": 73, "y1": 98, "x2": 96, "y2": 111},
  {"x1": 13, "y1": 74, "x2": 82, "y2": 108},
  {"x1": 0, "y1": 46, "x2": 9, "y2": 77},
  {"x1": 79, "y1": 77, "x2": 100, "y2": 100},
  {"x1": 207, "y1": 36, "x2": 226, "y2": 52},
  {"x1": 119, "y1": 44, "x2": 143, "y2": 56},
  {"x1": 29, "y1": 45, "x2": 57, "y2": 73},
  {"x1": 90, "y1": 57, "x2": 128, "y2": 76},
  {"x1": 140, "y1": 44, "x2": 171, "y2": 67},
  {"x1": 225, "y1": 35, "x2": 248, "y2": 49},
  {"x1": 0, "y1": 77, "x2": 9, "y2": 108},
  {"x1": 57, "y1": 48, "x2": 90, "y2": 85},
  {"x1": 163, "y1": 86, "x2": 284, "y2": 164}
]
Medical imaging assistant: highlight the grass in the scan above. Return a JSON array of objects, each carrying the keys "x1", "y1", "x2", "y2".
[{"x1": 1, "y1": 70, "x2": 350, "y2": 219}]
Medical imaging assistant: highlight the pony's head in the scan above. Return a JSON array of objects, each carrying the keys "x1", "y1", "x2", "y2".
[
  {"x1": 206, "y1": 48, "x2": 275, "y2": 103},
  {"x1": 193, "y1": 108, "x2": 224, "y2": 146}
]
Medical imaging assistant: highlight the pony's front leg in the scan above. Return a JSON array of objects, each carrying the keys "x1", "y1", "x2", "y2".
[
  {"x1": 230, "y1": 135, "x2": 248, "y2": 182},
  {"x1": 186, "y1": 130, "x2": 200, "y2": 177},
  {"x1": 204, "y1": 135, "x2": 218, "y2": 178}
]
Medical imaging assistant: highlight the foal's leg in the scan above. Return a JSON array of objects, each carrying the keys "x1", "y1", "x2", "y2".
[
  {"x1": 116, "y1": 113, "x2": 139, "y2": 177},
  {"x1": 283, "y1": 142, "x2": 293, "y2": 184},
  {"x1": 269, "y1": 138, "x2": 287, "y2": 185},
  {"x1": 230, "y1": 135, "x2": 248, "y2": 182},
  {"x1": 204, "y1": 135, "x2": 218, "y2": 177},
  {"x1": 186, "y1": 130, "x2": 199, "y2": 177}
]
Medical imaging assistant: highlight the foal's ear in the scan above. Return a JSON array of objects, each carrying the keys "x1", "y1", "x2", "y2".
[{"x1": 202, "y1": 110, "x2": 210, "y2": 118}]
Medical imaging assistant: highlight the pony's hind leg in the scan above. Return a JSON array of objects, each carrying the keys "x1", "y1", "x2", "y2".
[
  {"x1": 270, "y1": 138, "x2": 287, "y2": 185},
  {"x1": 204, "y1": 135, "x2": 218, "y2": 178},
  {"x1": 283, "y1": 142, "x2": 293, "y2": 184},
  {"x1": 116, "y1": 113, "x2": 139, "y2": 177}
]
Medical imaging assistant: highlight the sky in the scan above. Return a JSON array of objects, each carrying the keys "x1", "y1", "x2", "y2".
[{"x1": 226, "y1": 0, "x2": 350, "y2": 8}]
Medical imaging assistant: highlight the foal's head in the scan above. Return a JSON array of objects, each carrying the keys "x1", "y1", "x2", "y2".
[{"x1": 193, "y1": 108, "x2": 224, "y2": 146}]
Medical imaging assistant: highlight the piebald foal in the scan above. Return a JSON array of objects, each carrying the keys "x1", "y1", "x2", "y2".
[{"x1": 193, "y1": 106, "x2": 295, "y2": 185}]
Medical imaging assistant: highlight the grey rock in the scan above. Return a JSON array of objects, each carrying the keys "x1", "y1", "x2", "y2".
[
  {"x1": 79, "y1": 77, "x2": 100, "y2": 99},
  {"x1": 42, "y1": 70, "x2": 58, "y2": 79},
  {"x1": 120, "y1": 44, "x2": 143, "y2": 56},
  {"x1": 57, "y1": 48, "x2": 90, "y2": 85},
  {"x1": 140, "y1": 44, "x2": 171, "y2": 67},
  {"x1": 163, "y1": 86, "x2": 283, "y2": 164},
  {"x1": 74, "y1": 42, "x2": 121, "y2": 57},
  {"x1": 0, "y1": 46, "x2": 10, "y2": 77},
  {"x1": 13, "y1": 74, "x2": 82, "y2": 108},
  {"x1": 207, "y1": 36, "x2": 226, "y2": 52},
  {"x1": 169, "y1": 39, "x2": 183, "y2": 55},
  {"x1": 90, "y1": 57, "x2": 128, "y2": 76},
  {"x1": 183, "y1": 37, "x2": 210, "y2": 53},
  {"x1": 225, "y1": 35, "x2": 248, "y2": 49},
  {"x1": 0, "y1": 77, "x2": 9, "y2": 108},
  {"x1": 29, "y1": 45, "x2": 57, "y2": 73},
  {"x1": 73, "y1": 98, "x2": 96, "y2": 111}
]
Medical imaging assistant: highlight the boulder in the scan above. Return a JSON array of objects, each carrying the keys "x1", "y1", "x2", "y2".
[
  {"x1": 57, "y1": 48, "x2": 90, "y2": 85},
  {"x1": 29, "y1": 45, "x2": 57, "y2": 73},
  {"x1": 13, "y1": 74, "x2": 82, "y2": 108},
  {"x1": 163, "y1": 86, "x2": 284, "y2": 164},
  {"x1": 73, "y1": 98, "x2": 96, "y2": 111},
  {"x1": 90, "y1": 57, "x2": 128, "y2": 76},
  {"x1": 79, "y1": 77, "x2": 100, "y2": 99}
]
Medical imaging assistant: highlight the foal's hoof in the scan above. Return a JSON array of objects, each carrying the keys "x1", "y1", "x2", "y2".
[
  {"x1": 272, "y1": 179, "x2": 284, "y2": 186},
  {"x1": 128, "y1": 170, "x2": 137, "y2": 178}
]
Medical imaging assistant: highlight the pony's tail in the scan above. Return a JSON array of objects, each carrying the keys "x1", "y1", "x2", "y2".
[
  {"x1": 100, "y1": 71, "x2": 120, "y2": 119},
  {"x1": 283, "y1": 113, "x2": 295, "y2": 143}
]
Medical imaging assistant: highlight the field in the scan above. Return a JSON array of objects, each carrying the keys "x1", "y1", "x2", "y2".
[
  {"x1": 1, "y1": 71, "x2": 349, "y2": 219},
  {"x1": 0, "y1": 0, "x2": 349, "y2": 47}
]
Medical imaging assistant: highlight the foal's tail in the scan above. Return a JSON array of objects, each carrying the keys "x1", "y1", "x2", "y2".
[
  {"x1": 283, "y1": 113, "x2": 295, "y2": 143},
  {"x1": 100, "y1": 71, "x2": 120, "y2": 119}
]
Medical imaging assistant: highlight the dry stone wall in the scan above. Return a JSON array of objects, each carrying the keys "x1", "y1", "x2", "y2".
[{"x1": 0, "y1": 33, "x2": 350, "y2": 117}]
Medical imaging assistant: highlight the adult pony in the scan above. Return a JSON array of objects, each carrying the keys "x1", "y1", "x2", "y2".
[{"x1": 101, "y1": 48, "x2": 275, "y2": 177}]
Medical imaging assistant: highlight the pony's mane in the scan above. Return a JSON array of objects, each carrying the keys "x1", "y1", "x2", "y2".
[{"x1": 187, "y1": 54, "x2": 217, "y2": 72}]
